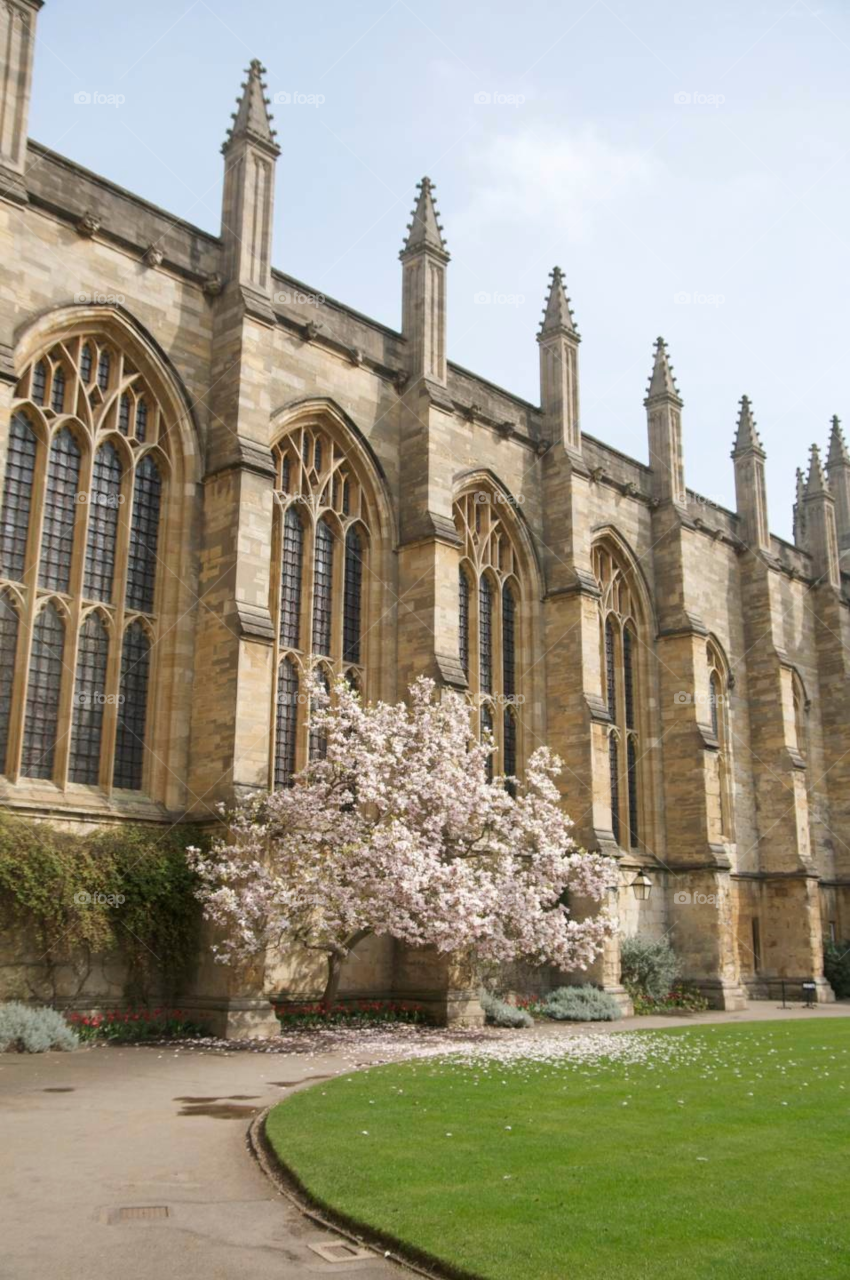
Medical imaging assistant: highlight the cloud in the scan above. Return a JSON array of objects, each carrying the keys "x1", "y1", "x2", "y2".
[{"x1": 454, "y1": 125, "x2": 662, "y2": 244}]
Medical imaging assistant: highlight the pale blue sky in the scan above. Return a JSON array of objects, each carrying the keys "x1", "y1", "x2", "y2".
[{"x1": 28, "y1": 0, "x2": 850, "y2": 539}]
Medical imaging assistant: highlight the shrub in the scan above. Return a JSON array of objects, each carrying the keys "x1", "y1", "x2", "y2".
[
  {"x1": 66, "y1": 1008, "x2": 207, "y2": 1043},
  {"x1": 0, "y1": 1002, "x2": 78, "y2": 1053},
  {"x1": 479, "y1": 989, "x2": 533, "y2": 1028},
  {"x1": 543, "y1": 985, "x2": 622, "y2": 1022},
  {"x1": 620, "y1": 935, "x2": 680, "y2": 1003},
  {"x1": 823, "y1": 941, "x2": 850, "y2": 999},
  {"x1": 273, "y1": 1000, "x2": 435, "y2": 1029}
]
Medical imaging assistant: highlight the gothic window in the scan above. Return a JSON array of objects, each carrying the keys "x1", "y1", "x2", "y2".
[
  {"x1": 343, "y1": 526, "x2": 363, "y2": 664},
  {"x1": 279, "y1": 507, "x2": 303, "y2": 649},
  {"x1": 0, "y1": 413, "x2": 37, "y2": 581},
  {"x1": 593, "y1": 541, "x2": 645, "y2": 850},
  {"x1": 0, "y1": 594, "x2": 19, "y2": 770},
  {"x1": 69, "y1": 612, "x2": 109, "y2": 784},
  {"x1": 0, "y1": 335, "x2": 172, "y2": 795},
  {"x1": 270, "y1": 423, "x2": 373, "y2": 787},
  {"x1": 113, "y1": 621, "x2": 150, "y2": 790},
  {"x1": 21, "y1": 602, "x2": 65, "y2": 778},
  {"x1": 706, "y1": 639, "x2": 734, "y2": 839},
  {"x1": 39, "y1": 427, "x2": 81, "y2": 593},
  {"x1": 83, "y1": 442, "x2": 122, "y2": 602},
  {"x1": 453, "y1": 487, "x2": 525, "y2": 778}
]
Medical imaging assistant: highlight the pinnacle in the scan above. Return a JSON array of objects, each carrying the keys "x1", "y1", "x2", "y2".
[
  {"x1": 732, "y1": 394, "x2": 763, "y2": 457},
  {"x1": 827, "y1": 414, "x2": 850, "y2": 468},
  {"x1": 644, "y1": 336, "x2": 682, "y2": 405},
  {"x1": 538, "y1": 266, "x2": 580, "y2": 340},
  {"x1": 223, "y1": 58, "x2": 280, "y2": 155},
  {"x1": 401, "y1": 176, "x2": 449, "y2": 258},
  {"x1": 805, "y1": 443, "x2": 830, "y2": 497}
]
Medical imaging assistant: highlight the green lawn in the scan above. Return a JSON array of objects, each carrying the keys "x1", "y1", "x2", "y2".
[{"x1": 266, "y1": 1019, "x2": 850, "y2": 1280}]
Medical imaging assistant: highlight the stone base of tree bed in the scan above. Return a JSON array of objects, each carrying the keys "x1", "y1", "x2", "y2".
[{"x1": 181, "y1": 996, "x2": 282, "y2": 1039}]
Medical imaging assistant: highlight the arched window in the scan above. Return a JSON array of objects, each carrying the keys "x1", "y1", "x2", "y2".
[
  {"x1": 454, "y1": 487, "x2": 526, "y2": 779},
  {"x1": 706, "y1": 639, "x2": 734, "y2": 840},
  {"x1": 0, "y1": 335, "x2": 171, "y2": 794},
  {"x1": 593, "y1": 541, "x2": 645, "y2": 850},
  {"x1": 270, "y1": 423, "x2": 374, "y2": 786}
]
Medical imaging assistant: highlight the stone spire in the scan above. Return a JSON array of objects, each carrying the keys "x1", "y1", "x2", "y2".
[
  {"x1": 793, "y1": 467, "x2": 807, "y2": 549},
  {"x1": 644, "y1": 338, "x2": 686, "y2": 507},
  {"x1": 732, "y1": 395, "x2": 770, "y2": 553},
  {"x1": 401, "y1": 176, "x2": 448, "y2": 257},
  {"x1": 0, "y1": 1, "x2": 43, "y2": 205},
  {"x1": 222, "y1": 59, "x2": 280, "y2": 156},
  {"x1": 732, "y1": 394, "x2": 764, "y2": 457},
  {"x1": 826, "y1": 415, "x2": 850, "y2": 563},
  {"x1": 220, "y1": 60, "x2": 279, "y2": 315},
  {"x1": 400, "y1": 177, "x2": 449, "y2": 386},
  {"x1": 538, "y1": 267, "x2": 581, "y2": 455},
  {"x1": 804, "y1": 443, "x2": 840, "y2": 587}
]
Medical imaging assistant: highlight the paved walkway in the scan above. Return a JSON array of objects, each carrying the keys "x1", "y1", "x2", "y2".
[{"x1": 1, "y1": 1003, "x2": 848, "y2": 1280}]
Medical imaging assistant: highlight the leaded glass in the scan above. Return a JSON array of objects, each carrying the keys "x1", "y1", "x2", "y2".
[
  {"x1": 624, "y1": 626, "x2": 635, "y2": 730},
  {"x1": 314, "y1": 438, "x2": 323, "y2": 473},
  {"x1": 312, "y1": 520, "x2": 333, "y2": 656},
  {"x1": 21, "y1": 602, "x2": 65, "y2": 778},
  {"x1": 51, "y1": 367, "x2": 66, "y2": 413},
  {"x1": 274, "y1": 657, "x2": 299, "y2": 787},
  {"x1": 97, "y1": 350, "x2": 111, "y2": 391},
  {"x1": 39, "y1": 427, "x2": 81, "y2": 593},
  {"x1": 279, "y1": 507, "x2": 303, "y2": 648},
  {"x1": 113, "y1": 621, "x2": 150, "y2": 789},
  {"x1": 126, "y1": 455, "x2": 161, "y2": 614},
  {"x1": 627, "y1": 736, "x2": 639, "y2": 848},
  {"x1": 309, "y1": 668, "x2": 330, "y2": 761},
  {"x1": 119, "y1": 393, "x2": 131, "y2": 435},
  {"x1": 0, "y1": 413, "x2": 37, "y2": 581},
  {"x1": 31, "y1": 360, "x2": 46, "y2": 404},
  {"x1": 481, "y1": 701, "x2": 494, "y2": 782},
  {"x1": 0, "y1": 594, "x2": 19, "y2": 772},
  {"x1": 609, "y1": 733, "x2": 620, "y2": 845},
  {"x1": 710, "y1": 672, "x2": 720, "y2": 739},
  {"x1": 479, "y1": 575, "x2": 493, "y2": 695},
  {"x1": 343, "y1": 526, "x2": 363, "y2": 664},
  {"x1": 83, "y1": 442, "x2": 122, "y2": 602},
  {"x1": 605, "y1": 618, "x2": 617, "y2": 719},
  {"x1": 502, "y1": 583, "x2": 516, "y2": 698},
  {"x1": 69, "y1": 612, "x2": 109, "y2": 784},
  {"x1": 458, "y1": 567, "x2": 470, "y2": 678},
  {"x1": 135, "y1": 398, "x2": 148, "y2": 442},
  {"x1": 80, "y1": 344, "x2": 93, "y2": 383},
  {"x1": 504, "y1": 706, "x2": 517, "y2": 779}
]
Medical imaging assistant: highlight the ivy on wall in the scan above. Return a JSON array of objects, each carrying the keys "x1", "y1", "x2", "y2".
[{"x1": 0, "y1": 812, "x2": 206, "y2": 1003}]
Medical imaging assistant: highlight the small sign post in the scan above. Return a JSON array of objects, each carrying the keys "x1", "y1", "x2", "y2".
[{"x1": 802, "y1": 981, "x2": 817, "y2": 1009}]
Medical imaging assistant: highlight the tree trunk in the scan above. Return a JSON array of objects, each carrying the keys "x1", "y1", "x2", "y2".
[{"x1": 322, "y1": 952, "x2": 343, "y2": 1008}]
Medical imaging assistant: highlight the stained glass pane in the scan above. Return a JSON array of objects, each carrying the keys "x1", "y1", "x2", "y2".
[
  {"x1": 135, "y1": 398, "x2": 148, "y2": 442},
  {"x1": 51, "y1": 367, "x2": 66, "y2": 413},
  {"x1": 624, "y1": 626, "x2": 635, "y2": 730},
  {"x1": 343, "y1": 526, "x2": 363, "y2": 664},
  {"x1": 0, "y1": 594, "x2": 19, "y2": 772},
  {"x1": 126, "y1": 455, "x2": 161, "y2": 614},
  {"x1": 83, "y1": 442, "x2": 122, "y2": 602},
  {"x1": 21, "y1": 602, "x2": 65, "y2": 779},
  {"x1": 97, "y1": 350, "x2": 111, "y2": 391},
  {"x1": 281, "y1": 453, "x2": 290, "y2": 492},
  {"x1": 479, "y1": 575, "x2": 493, "y2": 695},
  {"x1": 274, "y1": 657, "x2": 299, "y2": 787},
  {"x1": 0, "y1": 413, "x2": 37, "y2": 581},
  {"x1": 279, "y1": 507, "x2": 303, "y2": 649},
  {"x1": 314, "y1": 438, "x2": 323, "y2": 473},
  {"x1": 119, "y1": 394, "x2": 131, "y2": 435},
  {"x1": 458, "y1": 567, "x2": 469, "y2": 678},
  {"x1": 605, "y1": 618, "x2": 617, "y2": 720},
  {"x1": 627, "y1": 736, "x2": 639, "y2": 848},
  {"x1": 39, "y1": 427, "x2": 81, "y2": 593},
  {"x1": 69, "y1": 612, "x2": 109, "y2": 784},
  {"x1": 609, "y1": 734, "x2": 620, "y2": 845},
  {"x1": 502, "y1": 583, "x2": 516, "y2": 698},
  {"x1": 113, "y1": 621, "x2": 150, "y2": 790},
  {"x1": 31, "y1": 360, "x2": 47, "y2": 404},
  {"x1": 80, "y1": 344, "x2": 93, "y2": 383},
  {"x1": 312, "y1": 520, "x2": 334, "y2": 656}
]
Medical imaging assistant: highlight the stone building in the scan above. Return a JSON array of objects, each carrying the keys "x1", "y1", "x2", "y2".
[{"x1": 1, "y1": 2, "x2": 848, "y2": 1032}]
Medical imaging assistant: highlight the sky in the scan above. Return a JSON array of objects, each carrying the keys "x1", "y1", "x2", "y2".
[{"x1": 27, "y1": 0, "x2": 850, "y2": 540}]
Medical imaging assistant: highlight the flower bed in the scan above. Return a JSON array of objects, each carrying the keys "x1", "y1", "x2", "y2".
[
  {"x1": 273, "y1": 999, "x2": 434, "y2": 1029},
  {"x1": 66, "y1": 1007, "x2": 208, "y2": 1042},
  {"x1": 630, "y1": 983, "x2": 709, "y2": 1015}
]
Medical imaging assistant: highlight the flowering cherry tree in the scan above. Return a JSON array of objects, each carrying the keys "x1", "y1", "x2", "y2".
[{"x1": 189, "y1": 676, "x2": 615, "y2": 1005}]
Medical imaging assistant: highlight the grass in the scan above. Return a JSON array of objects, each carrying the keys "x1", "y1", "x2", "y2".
[{"x1": 266, "y1": 1018, "x2": 850, "y2": 1280}]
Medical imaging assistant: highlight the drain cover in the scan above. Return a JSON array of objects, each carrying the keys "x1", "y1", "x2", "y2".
[
  {"x1": 307, "y1": 1240, "x2": 373, "y2": 1263},
  {"x1": 114, "y1": 1206, "x2": 170, "y2": 1222}
]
